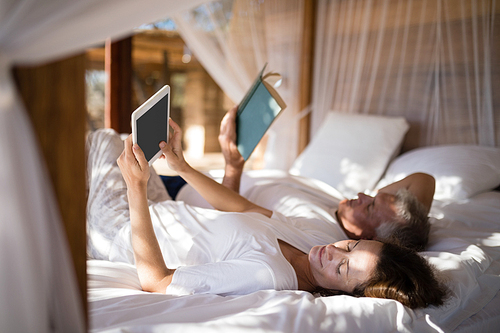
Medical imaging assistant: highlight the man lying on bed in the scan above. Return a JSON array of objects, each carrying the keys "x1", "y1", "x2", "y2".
[
  {"x1": 87, "y1": 119, "x2": 446, "y2": 308},
  {"x1": 215, "y1": 106, "x2": 436, "y2": 251}
]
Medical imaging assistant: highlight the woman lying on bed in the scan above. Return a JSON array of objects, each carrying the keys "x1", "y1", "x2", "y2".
[{"x1": 87, "y1": 120, "x2": 447, "y2": 310}]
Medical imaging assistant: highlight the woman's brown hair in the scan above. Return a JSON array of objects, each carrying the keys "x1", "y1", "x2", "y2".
[
  {"x1": 352, "y1": 242, "x2": 448, "y2": 309},
  {"x1": 315, "y1": 242, "x2": 448, "y2": 309}
]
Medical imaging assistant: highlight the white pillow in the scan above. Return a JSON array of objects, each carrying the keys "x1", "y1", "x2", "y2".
[
  {"x1": 376, "y1": 145, "x2": 500, "y2": 200},
  {"x1": 289, "y1": 112, "x2": 409, "y2": 197}
]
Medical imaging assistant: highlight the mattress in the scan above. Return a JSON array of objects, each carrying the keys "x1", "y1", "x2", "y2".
[{"x1": 87, "y1": 171, "x2": 500, "y2": 332}]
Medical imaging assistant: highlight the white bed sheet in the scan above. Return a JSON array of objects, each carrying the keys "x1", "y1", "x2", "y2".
[
  {"x1": 88, "y1": 172, "x2": 500, "y2": 333},
  {"x1": 455, "y1": 290, "x2": 500, "y2": 332}
]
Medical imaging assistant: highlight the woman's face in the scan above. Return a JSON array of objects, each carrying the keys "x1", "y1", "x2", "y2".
[{"x1": 309, "y1": 239, "x2": 382, "y2": 293}]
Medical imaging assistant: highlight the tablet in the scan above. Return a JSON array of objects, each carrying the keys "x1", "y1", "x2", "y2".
[{"x1": 131, "y1": 85, "x2": 170, "y2": 165}]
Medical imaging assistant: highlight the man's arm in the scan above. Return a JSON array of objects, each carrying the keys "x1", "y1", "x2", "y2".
[
  {"x1": 160, "y1": 118, "x2": 272, "y2": 218},
  {"x1": 117, "y1": 135, "x2": 175, "y2": 293},
  {"x1": 218, "y1": 106, "x2": 245, "y2": 193},
  {"x1": 378, "y1": 173, "x2": 436, "y2": 214}
]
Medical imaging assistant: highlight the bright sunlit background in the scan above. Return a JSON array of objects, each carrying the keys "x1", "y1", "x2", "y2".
[{"x1": 85, "y1": 12, "x2": 261, "y2": 176}]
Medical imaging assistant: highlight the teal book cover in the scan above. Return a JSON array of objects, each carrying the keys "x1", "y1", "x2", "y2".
[{"x1": 236, "y1": 64, "x2": 287, "y2": 160}]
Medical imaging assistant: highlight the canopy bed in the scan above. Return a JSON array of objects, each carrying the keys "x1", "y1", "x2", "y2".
[{"x1": 1, "y1": 0, "x2": 498, "y2": 332}]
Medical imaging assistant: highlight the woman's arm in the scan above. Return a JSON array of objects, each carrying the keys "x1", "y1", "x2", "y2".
[
  {"x1": 117, "y1": 135, "x2": 175, "y2": 293},
  {"x1": 160, "y1": 118, "x2": 272, "y2": 217}
]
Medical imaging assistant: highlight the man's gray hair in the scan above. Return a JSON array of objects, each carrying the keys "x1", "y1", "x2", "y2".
[{"x1": 375, "y1": 189, "x2": 430, "y2": 251}]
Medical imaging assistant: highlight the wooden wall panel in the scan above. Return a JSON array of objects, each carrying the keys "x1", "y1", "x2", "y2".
[
  {"x1": 325, "y1": 0, "x2": 499, "y2": 150},
  {"x1": 13, "y1": 54, "x2": 88, "y2": 324},
  {"x1": 298, "y1": 0, "x2": 316, "y2": 154},
  {"x1": 105, "y1": 36, "x2": 133, "y2": 133}
]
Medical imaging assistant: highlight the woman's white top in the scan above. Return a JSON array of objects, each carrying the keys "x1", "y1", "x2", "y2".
[{"x1": 110, "y1": 202, "x2": 303, "y2": 296}]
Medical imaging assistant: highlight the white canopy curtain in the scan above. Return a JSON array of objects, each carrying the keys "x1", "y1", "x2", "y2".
[
  {"x1": 0, "y1": 0, "x2": 205, "y2": 332},
  {"x1": 312, "y1": 0, "x2": 499, "y2": 151},
  {"x1": 174, "y1": 0, "x2": 306, "y2": 170}
]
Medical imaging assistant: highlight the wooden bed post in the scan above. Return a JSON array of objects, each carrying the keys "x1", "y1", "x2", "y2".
[
  {"x1": 105, "y1": 36, "x2": 133, "y2": 133},
  {"x1": 297, "y1": 0, "x2": 316, "y2": 155},
  {"x1": 13, "y1": 54, "x2": 88, "y2": 325}
]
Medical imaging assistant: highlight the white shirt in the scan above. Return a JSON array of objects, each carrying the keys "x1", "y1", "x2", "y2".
[
  {"x1": 244, "y1": 182, "x2": 348, "y2": 251},
  {"x1": 176, "y1": 172, "x2": 349, "y2": 251},
  {"x1": 109, "y1": 201, "x2": 298, "y2": 296}
]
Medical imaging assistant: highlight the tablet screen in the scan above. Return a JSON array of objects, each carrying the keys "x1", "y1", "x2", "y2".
[{"x1": 136, "y1": 92, "x2": 169, "y2": 162}]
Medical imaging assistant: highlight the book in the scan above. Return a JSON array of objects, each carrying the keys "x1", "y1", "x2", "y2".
[{"x1": 236, "y1": 63, "x2": 287, "y2": 160}]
